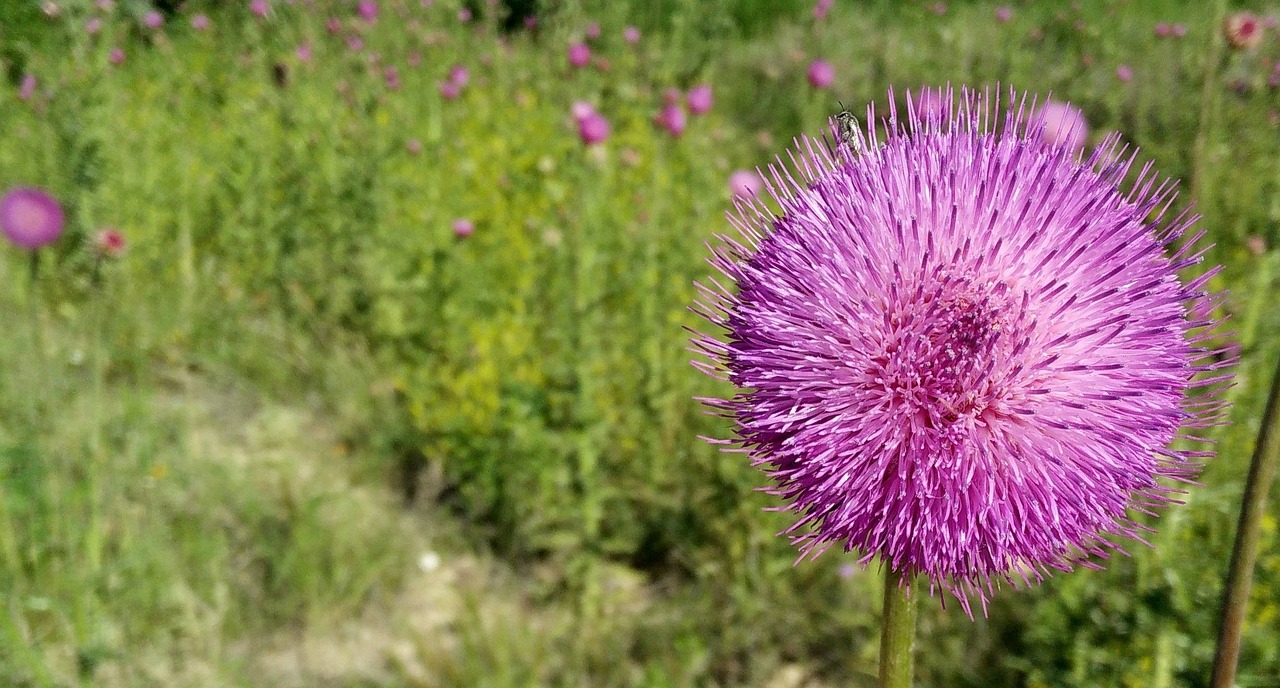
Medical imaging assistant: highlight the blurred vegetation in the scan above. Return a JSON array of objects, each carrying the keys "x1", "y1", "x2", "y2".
[{"x1": 2, "y1": 0, "x2": 1280, "y2": 686}]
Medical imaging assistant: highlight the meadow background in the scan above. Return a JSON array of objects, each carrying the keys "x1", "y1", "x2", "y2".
[{"x1": 2, "y1": 0, "x2": 1280, "y2": 686}]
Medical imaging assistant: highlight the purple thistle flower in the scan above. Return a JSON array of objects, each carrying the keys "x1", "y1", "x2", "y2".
[
  {"x1": 439, "y1": 79, "x2": 461, "y2": 100},
  {"x1": 1172, "y1": 23, "x2": 1187, "y2": 38},
  {"x1": 623, "y1": 26, "x2": 640, "y2": 44},
  {"x1": 452, "y1": 218, "x2": 474, "y2": 238},
  {"x1": 691, "y1": 87, "x2": 1230, "y2": 614},
  {"x1": 86, "y1": 17, "x2": 103, "y2": 35},
  {"x1": 585, "y1": 21, "x2": 601, "y2": 40},
  {"x1": 251, "y1": 0, "x2": 269, "y2": 18},
  {"x1": 448, "y1": 64, "x2": 469, "y2": 87},
  {"x1": 358, "y1": 0, "x2": 378, "y2": 21},
  {"x1": 687, "y1": 84, "x2": 713, "y2": 115},
  {"x1": 192, "y1": 14, "x2": 211, "y2": 30},
  {"x1": 655, "y1": 103, "x2": 688, "y2": 138},
  {"x1": 568, "y1": 42, "x2": 591, "y2": 68},
  {"x1": 143, "y1": 10, "x2": 163, "y2": 29},
  {"x1": 729, "y1": 169, "x2": 763, "y2": 199},
  {"x1": 109, "y1": 47, "x2": 125, "y2": 65},
  {"x1": 296, "y1": 42, "x2": 313, "y2": 62},
  {"x1": 1155, "y1": 22, "x2": 1172, "y2": 38},
  {"x1": 18, "y1": 74, "x2": 36, "y2": 101},
  {"x1": 814, "y1": 0, "x2": 834, "y2": 21},
  {"x1": 807, "y1": 59, "x2": 834, "y2": 89},
  {"x1": 1116, "y1": 65, "x2": 1134, "y2": 82},
  {"x1": 576, "y1": 110, "x2": 610, "y2": 146},
  {"x1": 995, "y1": 6, "x2": 1013, "y2": 23},
  {"x1": 1030, "y1": 100, "x2": 1088, "y2": 155},
  {"x1": 1, "y1": 187, "x2": 65, "y2": 249}
]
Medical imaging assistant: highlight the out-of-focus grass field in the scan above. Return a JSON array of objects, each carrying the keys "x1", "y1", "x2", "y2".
[{"x1": 2, "y1": 0, "x2": 1280, "y2": 686}]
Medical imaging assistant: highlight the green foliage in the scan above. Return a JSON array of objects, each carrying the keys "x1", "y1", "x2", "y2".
[{"x1": 2, "y1": 0, "x2": 1280, "y2": 686}]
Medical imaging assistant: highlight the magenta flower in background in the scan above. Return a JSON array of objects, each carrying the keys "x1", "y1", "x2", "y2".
[
  {"x1": 192, "y1": 14, "x2": 211, "y2": 30},
  {"x1": 251, "y1": 0, "x2": 269, "y2": 17},
  {"x1": 408, "y1": 52, "x2": 422, "y2": 67},
  {"x1": 585, "y1": 21, "x2": 601, "y2": 40},
  {"x1": 728, "y1": 169, "x2": 762, "y2": 199},
  {"x1": 656, "y1": 103, "x2": 687, "y2": 137},
  {"x1": 1116, "y1": 65, "x2": 1134, "y2": 82},
  {"x1": 86, "y1": 17, "x2": 103, "y2": 35},
  {"x1": 807, "y1": 59, "x2": 834, "y2": 89},
  {"x1": 814, "y1": 0, "x2": 834, "y2": 21},
  {"x1": 995, "y1": 6, "x2": 1012, "y2": 23},
  {"x1": 452, "y1": 219, "x2": 474, "y2": 238},
  {"x1": 687, "y1": 84, "x2": 713, "y2": 115},
  {"x1": 406, "y1": 138, "x2": 423, "y2": 155},
  {"x1": 439, "y1": 79, "x2": 461, "y2": 99},
  {"x1": 571, "y1": 100, "x2": 596, "y2": 122},
  {"x1": 347, "y1": 35, "x2": 364, "y2": 52},
  {"x1": 1155, "y1": 22, "x2": 1172, "y2": 38},
  {"x1": 568, "y1": 42, "x2": 591, "y2": 68},
  {"x1": 623, "y1": 26, "x2": 640, "y2": 44},
  {"x1": 296, "y1": 42, "x2": 313, "y2": 62},
  {"x1": 576, "y1": 110, "x2": 610, "y2": 146},
  {"x1": 384, "y1": 66, "x2": 401, "y2": 90},
  {"x1": 691, "y1": 87, "x2": 1229, "y2": 613},
  {"x1": 93, "y1": 228, "x2": 126, "y2": 259},
  {"x1": 1030, "y1": 100, "x2": 1088, "y2": 154},
  {"x1": 143, "y1": 10, "x2": 163, "y2": 29},
  {"x1": 1, "y1": 187, "x2": 65, "y2": 249},
  {"x1": 326, "y1": 17, "x2": 341, "y2": 33},
  {"x1": 18, "y1": 74, "x2": 36, "y2": 101},
  {"x1": 109, "y1": 47, "x2": 125, "y2": 65},
  {"x1": 448, "y1": 64, "x2": 469, "y2": 87},
  {"x1": 524, "y1": 16, "x2": 538, "y2": 29},
  {"x1": 1172, "y1": 23, "x2": 1187, "y2": 37},
  {"x1": 458, "y1": 7, "x2": 471, "y2": 22},
  {"x1": 1225, "y1": 12, "x2": 1262, "y2": 50},
  {"x1": 358, "y1": 0, "x2": 378, "y2": 21}
]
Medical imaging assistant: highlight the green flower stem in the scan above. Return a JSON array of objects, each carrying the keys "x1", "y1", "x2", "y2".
[
  {"x1": 879, "y1": 567, "x2": 918, "y2": 688},
  {"x1": 1211, "y1": 349, "x2": 1280, "y2": 688}
]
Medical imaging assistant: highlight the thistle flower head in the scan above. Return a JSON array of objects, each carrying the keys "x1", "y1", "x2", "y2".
[
  {"x1": 1, "y1": 187, "x2": 65, "y2": 250},
  {"x1": 1029, "y1": 100, "x2": 1088, "y2": 154},
  {"x1": 1225, "y1": 12, "x2": 1262, "y2": 50},
  {"x1": 807, "y1": 59, "x2": 835, "y2": 89},
  {"x1": 691, "y1": 87, "x2": 1230, "y2": 614},
  {"x1": 568, "y1": 42, "x2": 591, "y2": 68},
  {"x1": 687, "y1": 84, "x2": 713, "y2": 115}
]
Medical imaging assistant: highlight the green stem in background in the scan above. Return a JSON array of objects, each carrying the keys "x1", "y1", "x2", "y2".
[
  {"x1": 879, "y1": 567, "x2": 917, "y2": 688},
  {"x1": 1211, "y1": 349, "x2": 1280, "y2": 688},
  {"x1": 1189, "y1": 0, "x2": 1227, "y2": 207}
]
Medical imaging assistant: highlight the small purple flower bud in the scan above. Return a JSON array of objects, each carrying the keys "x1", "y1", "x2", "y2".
[
  {"x1": 192, "y1": 14, "x2": 211, "y2": 30},
  {"x1": 623, "y1": 26, "x2": 640, "y2": 44},
  {"x1": 452, "y1": 219, "x2": 474, "y2": 238},
  {"x1": 687, "y1": 84, "x2": 713, "y2": 115},
  {"x1": 806, "y1": 59, "x2": 834, "y2": 89},
  {"x1": 655, "y1": 104, "x2": 687, "y2": 138},
  {"x1": 729, "y1": 170, "x2": 762, "y2": 199},
  {"x1": 568, "y1": 42, "x2": 591, "y2": 68},
  {"x1": 577, "y1": 111, "x2": 610, "y2": 145},
  {"x1": 358, "y1": 0, "x2": 378, "y2": 21},
  {"x1": 1, "y1": 187, "x2": 65, "y2": 249},
  {"x1": 143, "y1": 10, "x2": 163, "y2": 29},
  {"x1": 1116, "y1": 65, "x2": 1133, "y2": 82}
]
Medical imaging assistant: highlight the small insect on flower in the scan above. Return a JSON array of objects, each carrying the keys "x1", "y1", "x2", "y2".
[
  {"x1": 691, "y1": 87, "x2": 1232, "y2": 616},
  {"x1": 833, "y1": 101, "x2": 863, "y2": 153}
]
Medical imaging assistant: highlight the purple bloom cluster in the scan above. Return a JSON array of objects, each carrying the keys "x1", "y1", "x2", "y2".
[{"x1": 692, "y1": 88, "x2": 1230, "y2": 613}]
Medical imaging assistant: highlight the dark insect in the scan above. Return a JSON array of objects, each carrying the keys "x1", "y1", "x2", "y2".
[{"x1": 835, "y1": 101, "x2": 861, "y2": 151}]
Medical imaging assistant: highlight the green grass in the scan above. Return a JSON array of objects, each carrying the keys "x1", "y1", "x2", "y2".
[{"x1": 2, "y1": 0, "x2": 1280, "y2": 686}]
